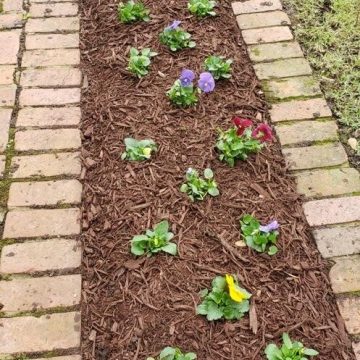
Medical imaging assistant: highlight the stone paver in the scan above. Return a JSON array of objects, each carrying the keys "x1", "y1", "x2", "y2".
[
  {"x1": 20, "y1": 88, "x2": 81, "y2": 106},
  {"x1": 0, "y1": 312, "x2": 80, "y2": 353},
  {"x1": 242, "y1": 26, "x2": 293, "y2": 45},
  {"x1": 304, "y1": 196, "x2": 360, "y2": 227},
  {"x1": 10, "y1": 152, "x2": 81, "y2": 178},
  {"x1": 0, "y1": 86, "x2": 17, "y2": 107},
  {"x1": 0, "y1": 239, "x2": 81, "y2": 273},
  {"x1": 282, "y1": 143, "x2": 348, "y2": 171},
  {"x1": 330, "y1": 256, "x2": 360, "y2": 293},
  {"x1": 8, "y1": 179, "x2": 82, "y2": 207},
  {"x1": 0, "y1": 109, "x2": 12, "y2": 152},
  {"x1": 0, "y1": 14, "x2": 23, "y2": 30},
  {"x1": 2, "y1": 0, "x2": 23, "y2": 12},
  {"x1": 337, "y1": 297, "x2": 360, "y2": 335},
  {"x1": 249, "y1": 41, "x2": 303, "y2": 62},
  {"x1": 0, "y1": 31, "x2": 21, "y2": 65},
  {"x1": 26, "y1": 17, "x2": 79, "y2": 33},
  {"x1": 15, "y1": 128, "x2": 81, "y2": 151},
  {"x1": 232, "y1": 0, "x2": 282, "y2": 15},
  {"x1": 30, "y1": 2, "x2": 78, "y2": 18},
  {"x1": 313, "y1": 225, "x2": 360, "y2": 258},
  {"x1": 22, "y1": 49, "x2": 80, "y2": 67},
  {"x1": 0, "y1": 66, "x2": 15, "y2": 85},
  {"x1": 3, "y1": 208, "x2": 81, "y2": 238},
  {"x1": 237, "y1": 11, "x2": 290, "y2": 30},
  {"x1": 0, "y1": 274, "x2": 81, "y2": 312},
  {"x1": 26, "y1": 33, "x2": 79, "y2": 49}
]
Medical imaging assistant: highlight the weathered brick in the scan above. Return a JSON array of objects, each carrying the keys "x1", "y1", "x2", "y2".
[
  {"x1": 242, "y1": 26, "x2": 293, "y2": 45},
  {"x1": 0, "y1": 238, "x2": 81, "y2": 273},
  {"x1": 10, "y1": 152, "x2": 81, "y2": 178},
  {"x1": 8, "y1": 179, "x2": 82, "y2": 207},
  {"x1": 0, "y1": 312, "x2": 80, "y2": 353},
  {"x1": 275, "y1": 120, "x2": 338, "y2": 146},
  {"x1": 304, "y1": 196, "x2": 360, "y2": 226},
  {"x1": 232, "y1": 0, "x2": 282, "y2": 15},
  {"x1": 330, "y1": 256, "x2": 360, "y2": 293},
  {"x1": 0, "y1": 66, "x2": 15, "y2": 85},
  {"x1": 0, "y1": 14, "x2": 23, "y2": 30},
  {"x1": 0, "y1": 275, "x2": 81, "y2": 312},
  {"x1": 0, "y1": 108, "x2": 11, "y2": 153},
  {"x1": 270, "y1": 98, "x2": 332, "y2": 122},
  {"x1": 353, "y1": 343, "x2": 360, "y2": 359},
  {"x1": 2, "y1": 0, "x2": 23, "y2": 13},
  {"x1": 0, "y1": 155, "x2": 6, "y2": 178},
  {"x1": 249, "y1": 42, "x2": 303, "y2": 63},
  {"x1": 282, "y1": 143, "x2": 348, "y2": 171},
  {"x1": 3, "y1": 208, "x2": 81, "y2": 238},
  {"x1": 20, "y1": 88, "x2": 80, "y2": 106},
  {"x1": 21, "y1": 67, "x2": 82, "y2": 87},
  {"x1": 26, "y1": 17, "x2": 79, "y2": 33},
  {"x1": 337, "y1": 297, "x2": 360, "y2": 335},
  {"x1": 313, "y1": 224, "x2": 360, "y2": 258},
  {"x1": 0, "y1": 30, "x2": 20, "y2": 64},
  {"x1": 26, "y1": 33, "x2": 79, "y2": 50},
  {"x1": 22, "y1": 49, "x2": 80, "y2": 67},
  {"x1": 0, "y1": 85, "x2": 16, "y2": 107},
  {"x1": 296, "y1": 168, "x2": 360, "y2": 199},
  {"x1": 30, "y1": 2, "x2": 78, "y2": 17},
  {"x1": 17, "y1": 107, "x2": 81, "y2": 128},
  {"x1": 237, "y1": 11, "x2": 290, "y2": 30}
]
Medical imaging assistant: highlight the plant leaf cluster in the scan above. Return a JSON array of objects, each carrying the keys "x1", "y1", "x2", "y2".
[
  {"x1": 121, "y1": 138, "x2": 157, "y2": 161},
  {"x1": 188, "y1": 0, "x2": 216, "y2": 17},
  {"x1": 166, "y1": 80, "x2": 198, "y2": 107},
  {"x1": 118, "y1": 0, "x2": 150, "y2": 23},
  {"x1": 204, "y1": 55, "x2": 232, "y2": 80},
  {"x1": 159, "y1": 27, "x2": 196, "y2": 52},
  {"x1": 147, "y1": 346, "x2": 196, "y2": 360},
  {"x1": 127, "y1": 48, "x2": 158, "y2": 78}
]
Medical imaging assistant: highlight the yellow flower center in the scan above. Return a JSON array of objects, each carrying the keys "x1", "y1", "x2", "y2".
[{"x1": 225, "y1": 274, "x2": 247, "y2": 303}]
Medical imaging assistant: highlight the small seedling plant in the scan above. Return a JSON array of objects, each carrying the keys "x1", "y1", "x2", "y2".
[
  {"x1": 204, "y1": 55, "x2": 233, "y2": 80},
  {"x1": 147, "y1": 346, "x2": 197, "y2": 360},
  {"x1": 167, "y1": 80, "x2": 198, "y2": 107},
  {"x1": 160, "y1": 21, "x2": 196, "y2": 52},
  {"x1": 265, "y1": 333, "x2": 319, "y2": 360},
  {"x1": 240, "y1": 214, "x2": 279, "y2": 255},
  {"x1": 180, "y1": 168, "x2": 219, "y2": 201},
  {"x1": 188, "y1": 0, "x2": 216, "y2": 17},
  {"x1": 121, "y1": 138, "x2": 157, "y2": 161},
  {"x1": 197, "y1": 274, "x2": 251, "y2": 321},
  {"x1": 118, "y1": 0, "x2": 150, "y2": 23},
  {"x1": 127, "y1": 48, "x2": 157, "y2": 78},
  {"x1": 130, "y1": 220, "x2": 177, "y2": 256}
]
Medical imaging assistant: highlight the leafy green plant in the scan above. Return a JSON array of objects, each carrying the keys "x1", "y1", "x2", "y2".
[
  {"x1": 159, "y1": 21, "x2": 196, "y2": 52},
  {"x1": 180, "y1": 168, "x2": 219, "y2": 201},
  {"x1": 121, "y1": 137, "x2": 157, "y2": 161},
  {"x1": 147, "y1": 346, "x2": 196, "y2": 360},
  {"x1": 188, "y1": 0, "x2": 216, "y2": 17},
  {"x1": 204, "y1": 55, "x2": 232, "y2": 80},
  {"x1": 166, "y1": 80, "x2": 198, "y2": 107},
  {"x1": 265, "y1": 333, "x2": 319, "y2": 360},
  {"x1": 130, "y1": 220, "x2": 177, "y2": 256},
  {"x1": 196, "y1": 274, "x2": 251, "y2": 321},
  {"x1": 118, "y1": 0, "x2": 150, "y2": 23},
  {"x1": 240, "y1": 214, "x2": 279, "y2": 255},
  {"x1": 127, "y1": 48, "x2": 157, "y2": 78}
]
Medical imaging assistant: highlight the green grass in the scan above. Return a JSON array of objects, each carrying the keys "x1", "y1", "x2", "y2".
[{"x1": 282, "y1": 0, "x2": 360, "y2": 131}]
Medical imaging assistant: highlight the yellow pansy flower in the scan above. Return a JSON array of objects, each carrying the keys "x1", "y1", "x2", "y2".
[
  {"x1": 225, "y1": 274, "x2": 247, "y2": 303},
  {"x1": 143, "y1": 147, "x2": 152, "y2": 157}
]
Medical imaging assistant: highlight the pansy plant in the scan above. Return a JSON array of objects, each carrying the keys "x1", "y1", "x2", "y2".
[
  {"x1": 204, "y1": 55, "x2": 233, "y2": 80},
  {"x1": 147, "y1": 347, "x2": 197, "y2": 360},
  {"x1": 167, "y1": 69, "x2": 198, "y2": 107},
  {"x1": 130, "y1": 220, "x2": 177, "y2": 256},
  {"x1": 240, "y1": 214, "x2": 279, "y2": 255},
  {"x1": 197, "y1": 274, "x2": 251, "y2": 321},
  {"x1": 127, "y1": 48, "x2": 157, "y2": 78},
  {"x1": 121, "y1": 137, "x2": 157, "y2": 161},
  {"x1": 160, "y1": 21, "x2": 196, "y2": 52},
  {"x1": 118, "y1": 0, "x2": 150, "y2": 23},
  {"x1": 188, "y1": 0, "x2": 216, "y2": 17},
  {"x1": 180, "y1": 168, "x2": 219, "y2": 201}
]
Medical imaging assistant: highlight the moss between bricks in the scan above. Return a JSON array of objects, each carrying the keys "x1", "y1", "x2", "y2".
[{"x1": 0, "y1": 305, "x2": 79, "y2": 319}]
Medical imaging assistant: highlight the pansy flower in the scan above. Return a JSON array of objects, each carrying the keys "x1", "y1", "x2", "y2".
[
  {"x1": 252, "y1": 123, "x2": 273, "y2": 142},
  {"x1": 233, "y1": 117, "x2": 253, "y2": 136},
  {"x1": 166, "y1": 20, "x2": 181, "y2": 30},
  {"x1": 180, "y1": 69, "x2": 195, "y2": 87},
  {"x1": 198, "y1": 72, "x2": 215, "y2": 93},
  {"x1": 259, "y1": 220, "x2": 279, "y2": 233},
  {"x1": 225, "y1": 274, "x2": 248, "y2": 303}
]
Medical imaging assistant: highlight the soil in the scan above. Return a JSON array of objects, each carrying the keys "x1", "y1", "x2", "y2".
[{"x1": 79, "y1": 0, "x2": 355, "y2": 359}]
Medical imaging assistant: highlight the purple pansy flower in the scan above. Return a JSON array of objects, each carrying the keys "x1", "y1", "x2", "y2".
[
  {"x1": 180, "y1": 69, "x2": 195, "y2": 87},
  {"x1": 198, "y1": 72, "x2": 215, "y2": 93},
  {"x1": 259, "y1": 220, "x2": 279, "y2": 233},
  {"x1": 167, "y1": 20, "x2": 181, "y2": 30}
]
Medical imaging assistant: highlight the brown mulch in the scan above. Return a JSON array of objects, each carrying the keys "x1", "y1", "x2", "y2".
[{"x1": 79, "y1": 0, "x2": 355, "y2": 359}]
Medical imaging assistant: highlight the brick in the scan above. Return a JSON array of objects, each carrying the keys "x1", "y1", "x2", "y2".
[
  {"x1": 232, "y1": 0, "x2": 282, "y2": 15},
  {"x1": 30, "y1": 2, "x2": 78, "y2": 17},
  {"x1": 3, "y1": 208, "x2": 81, "y2": 238},
  {"x1": 337, "y1": 297, "x2": 360, "y2": 335},
  {"x1": 304, "y1": 196, "x2": 360, "y2": 227},
  {"x1": 249, "y1": 42, "x2": 303, "y2": 63},
  {"x1": 275, "y1": 120, "x2": 338, "y2": 146},
  {"x1": 20, "y1": 88, "x2": 80, "y2": 106},
  {"x1": 254, "y1": 58, "x2": 311, "y2": 80},
  {"x1": 22, "y1": 49, "x2": 80, "y2": 67},
  {"x1": 0, "y1": 312, "x2": 80, "y2": 353},
  {"x1": 2, "y1": 0, "x2": 23, "y2": 13},
  {"x1": 330, "y1": 256, "x2": 360, "y2": 293},
  {"x1": 0, "y1": 108, "x2": 11, "y2": 153},
  {"x1": 0, "y1": 274, "x2": 81, "y2": 312},
  {"x1": 0, "y1": 85, "x2": 16, "y2": 107},
  {"x1": 242, "y1": 26, "x2": 293, "y2": 45},
  {"x1": 264, "y1": 76, "x2": 322, "y2": 100},
  {"x1": 8, "y1": 179, "x2": 82, "y2": 207},
  {"x1": 296, "y1": 168, "x2": 360, "y2": 199},
  {"x1": 236, "y1": 11, "x2": 290, "y2": 30},
  {"x1": 313, "y1": 224, "x2": 360, "y2": 258},
  {"x1": 15, "y1": 128, "x2": 81, "y2": 151},
  {"x1": 17, "y1": 107, "x2": 81, "y2": 128},
  {"x1": 0, "y1": 156, "x2": 6, "y2": 178},
  {"x1": 0, "y1": 14, "x2": 23, "y2": 30},
  {"x1": 270, "y1": 98, "x2": 332, "y2": 122},
  {"x1": 0, "y1": 239, "x2": 81, "y2": 273},
  {"x1": 0, "y1": 65, "x2": 15, "y2": 85},
  {"x1": 21, "y1": 67, "x2": 82, "y2": 87},
  {"x1": 353, "y1": 343, "x2": 360, "y2": 359},
  {"x1": 10, "y1": 152, "x2": 81, "y2": 178},
  {"x1": 26, "y1": 17, "x2": 79, "y2": 33},
  {"x1": 283, "y1": 143, "x2": 348, "y2": 171},
  {"x1": 26, "y1": 33, "x2": 79, "y2": 50},
  {"x1": 0, "y1": 30, "x2": 20, "y2": 64}
]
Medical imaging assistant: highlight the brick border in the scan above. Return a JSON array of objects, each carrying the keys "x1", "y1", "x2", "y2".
[{"x1": 232, "y1": 0, "x2": 360, "y2": 357}]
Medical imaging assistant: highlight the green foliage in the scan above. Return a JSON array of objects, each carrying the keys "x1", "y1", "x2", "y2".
[
  {"x1": 130, "y1": 221, "x2": 177, "y2": 256},
  {"x1": 147, "y1": 346, "x2": 197, "y2": 360},
  {"x1": 180, "y1": 168, "x2": 219, "y2": 201},
  {"x1": 188, "y1": 0, "x2": 216, "y2": 17},
  {"x1": 121, "y1": 137, "x2": 157, "y2": 161},
  {"x1": 204, "y1": 55, "x2": 232, "y2": 80},
  {"x1": 215, "y1": 128, "x2": 263, "y2": 167},
  {"x1": 166, "y1": 80, "x2": 198, "y2": 107},
  {"x1": 127, "y1": 48, "x2": 157, "y2": 78},
  {"x1": 265, "y1": 333, "x2": 319, "y2": 360},
  {"x1": 118, "y1": 0, "x2": 150, "y2": 23},
  {"x1": 240, "y1": 214, "x2": 278, "y2": 255},
  {"x1": 196, "y1": 275, "x2": 251, "y2": 321},
  {"x1": 159, "y1": 27, "x2": 196, "y2": 52}
]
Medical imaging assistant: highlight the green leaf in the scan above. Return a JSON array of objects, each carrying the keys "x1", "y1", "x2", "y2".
[
  {"x1": 303, "y1": 348, "x2": 319, "y2": 356},
  {"x1": 131, "y1": 242, "x2": 145, "y2": 256},
  {"x1": 203, "y1": 168, "x2": 213, "y2": 179},
  {"x1": 282, "y1": 333, "x2": 292, "y2": 349},
  {"x1": 268, "y1": 245, "x2": 278, "y2": 256},
  {"x1": 159, "y1": 347, "x2": 176, "y2": 359},
  {"x1": 264, "y1": 344, "x2": 281, "y2": 360},
  {"x1": 206, "y1": 302, "x2": 223, "y2": 321},
  {"x1": 161, "y1": 242, "x2": 177, "y2": 255},
  {"x1": 208, "y1": 186, "x2": 219, "y2": 197},
  {"x1": 196, "y1": 302, "x2": 208, "y2": 315},
  {"x1": 180, "y1": 184, "x2": 188, "y2": 193},
  {"x1": 154, "y1": 220, "x2": 169, "y2": 235}
]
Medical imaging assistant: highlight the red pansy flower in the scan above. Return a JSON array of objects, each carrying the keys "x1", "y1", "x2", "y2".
[
  {"x1": 232, "y1": 117, "x2": 253, "y2": 136},
  {"x1": 252, "y1": 123, "x2": 273, "y2": 142}
]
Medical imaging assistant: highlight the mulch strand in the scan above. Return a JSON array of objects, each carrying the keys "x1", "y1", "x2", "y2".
[{"x1": 79, "y1": 0, "x2": 355, "y2": 359}]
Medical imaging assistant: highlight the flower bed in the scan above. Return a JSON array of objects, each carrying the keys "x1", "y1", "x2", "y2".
[{"x1": 80, "y1": 0, "x2": 354, "y2": 358}]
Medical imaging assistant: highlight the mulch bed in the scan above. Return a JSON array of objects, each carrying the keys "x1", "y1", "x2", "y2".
[{"x1": 79, "y1": 0, "x2": 355, "y2": 359}]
